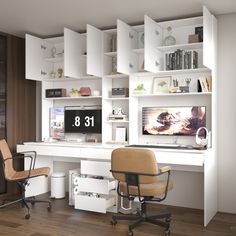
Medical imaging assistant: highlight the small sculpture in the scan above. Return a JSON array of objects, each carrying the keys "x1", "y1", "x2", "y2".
[{"x1": 57, "y1": 68, "x2": 63, "y2": 78}]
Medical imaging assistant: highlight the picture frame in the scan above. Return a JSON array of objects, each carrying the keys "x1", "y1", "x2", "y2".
[
  {"x1": 195, "y1": 26, "x2": 203, "y2": 42},
  {"x1": 153, "y1": 76, "x2": 171, "y2": 94}
]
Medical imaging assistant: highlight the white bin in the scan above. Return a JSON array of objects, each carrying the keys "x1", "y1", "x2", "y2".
[{"x1": 51, "y1": 172, "x2": 66, "y2": 199}]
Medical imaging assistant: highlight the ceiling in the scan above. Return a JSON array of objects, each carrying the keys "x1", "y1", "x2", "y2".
[{"x1": 0, "y1": 0, "x2": 236, "y2": 38}]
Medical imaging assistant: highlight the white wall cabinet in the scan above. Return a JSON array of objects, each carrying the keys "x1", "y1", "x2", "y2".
[
  {"x1": 144, "y1": 15, "x2": 204, "y2": 73},
  {"x1": 144, "y1": 15, "x2": 163, "y2": 73},
  {"x1": 64, "y1": 28, "x2": 86, "y2": 78},
  {"x1": 203, "y1": 6, "x2": 214, "y2": 70},
  {"x1": 26, "y1": 28, "x2": 86, "y2": 81},
  {"x1": 26, "y1": 34, "x2": 53, "y2": 81},
  {"x1": 117, "y1": 20, "x2": 145, "y2": 74},
  {"x1": 117, "y1": 19, "x2": 138, "y2": 74},
  {"x1": 87, "y1": 24, "x2": 103, "y2": 77}
]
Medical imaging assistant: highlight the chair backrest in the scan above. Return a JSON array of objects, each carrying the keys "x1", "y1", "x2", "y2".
[
  {"x1": 0, "y1": 139, "x2": 15, "y2": 180},
  {"x1": 111, "y1": 147, "x2": 158, "y2": 184}
]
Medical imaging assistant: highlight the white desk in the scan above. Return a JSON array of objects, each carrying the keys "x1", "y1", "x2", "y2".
[{"x1": 17, "y1": 142, "x2": 217, "y2": 226}]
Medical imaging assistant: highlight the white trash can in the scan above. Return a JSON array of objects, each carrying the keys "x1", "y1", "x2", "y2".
[{"x1": 51, "y1": 172, "x2": 66, "y2": 199}]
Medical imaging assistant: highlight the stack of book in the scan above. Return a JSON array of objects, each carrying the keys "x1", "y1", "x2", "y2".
[{"x1": 165, "y1": 49, "x2": 198, "y2": 70}]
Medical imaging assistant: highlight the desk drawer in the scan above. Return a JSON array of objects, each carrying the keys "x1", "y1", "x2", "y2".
[
  {"x1": 81, "y1": 160, "x2": 112, "y2": 178},
  {"x1": 74, "y1": 194, "x2": 116, "y2": 213},
  {"x1": 155, "y1": 152, "x2": 204, "y2": 166},
  {"x1": 77, "y1": 177, "x2": 116, "y2": 195},
  {"x1": 80, "y1": 148, "x2": 112, "y2": 160}
]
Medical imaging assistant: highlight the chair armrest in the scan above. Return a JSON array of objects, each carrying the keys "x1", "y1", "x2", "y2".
[
  {"x1": 159, "y1": 166, "x2": 171, "y2": 173},
  {"x1": 4, "y1": 155, "x2": 33, "y2": 179},
  {"x1": 15, "y1": 151, "x2": 37, "y2": 169}
]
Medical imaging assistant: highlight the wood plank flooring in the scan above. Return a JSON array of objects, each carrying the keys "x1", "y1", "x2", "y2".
[{"x1": 0, "y1": 195, "x2": 236, "y2": 236}]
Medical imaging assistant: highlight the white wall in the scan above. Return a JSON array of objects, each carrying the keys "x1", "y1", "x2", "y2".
[{"x1": 218, "y1": 13, "x2": 236, "y2": 213}]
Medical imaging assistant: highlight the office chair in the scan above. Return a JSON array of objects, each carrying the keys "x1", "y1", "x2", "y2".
[
  {"x1": 110, "y1": 148, "x2": 173, "y2": 236},
  {"x1": 0, "y1": 139, "x2": 51, "y2": 219}
]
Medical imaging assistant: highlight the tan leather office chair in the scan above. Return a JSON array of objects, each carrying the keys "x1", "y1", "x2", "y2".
[
  {"x1": 0, "y1": 139, "x2": 51, "y2": 219},
  {"x1": 111, "y1": 147, "x2": 173, "y2": 236}
]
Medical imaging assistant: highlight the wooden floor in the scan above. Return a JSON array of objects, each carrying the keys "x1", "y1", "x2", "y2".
[{"x1": 0, "y1": 195, "x2": 236, "y2": 236}]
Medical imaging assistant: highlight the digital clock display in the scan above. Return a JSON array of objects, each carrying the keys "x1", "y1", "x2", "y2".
[{"x1": 64, "y1": 109, "x2": 102, "y2": 133}]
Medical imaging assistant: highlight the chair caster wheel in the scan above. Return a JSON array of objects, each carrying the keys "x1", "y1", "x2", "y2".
[
  {"x1": 164, "y1": 229, "x2": 170, "y2": 236},
  {"x1": 165, "y1": 217, "x2": 171, "y2": 223},
  {"x1": 111, "y1": 219, "x2": 117, "y2": 226},
  {"x1": 128, "y1": 231, "x2": 133, "y2": 236},
  {"x1": 25, "y1": 214, "x2": 30, "y2": 220},
  {"x1": 47, "y1": 204, "x2": 52, "y2": 212}
]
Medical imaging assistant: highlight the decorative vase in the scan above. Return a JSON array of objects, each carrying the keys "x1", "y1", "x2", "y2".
[{"x1": 163, "y1": 26, "x2": 176, "y2": 46}]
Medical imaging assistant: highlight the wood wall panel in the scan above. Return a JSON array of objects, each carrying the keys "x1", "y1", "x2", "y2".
[
  {"x1": 0, "y1": 33, "x2": 36, "y2": 198},
  {"x1": 6, "y1": 35, "x2": 36, "y2": 152}
]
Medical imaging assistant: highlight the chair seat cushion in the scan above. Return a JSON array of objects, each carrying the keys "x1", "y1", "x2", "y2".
[
  {"x1": 119, "y1": 179, "x2": 173, "y2": 197},
  {"x1": 10, "y1": 167, "x2": 50, "y2": 181}
]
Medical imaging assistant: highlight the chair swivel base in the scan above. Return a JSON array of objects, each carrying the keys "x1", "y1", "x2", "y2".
[
  {"x1": 0, "y1": 196, "x2": 52, "y2": 219},
  {"x1": 111, "y1": 204, "x2": 171, "y2": 236}
]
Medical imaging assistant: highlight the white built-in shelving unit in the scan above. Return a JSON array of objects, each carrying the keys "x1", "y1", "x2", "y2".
[
  {"x1": 25, "y1": 7, "x2": 216, "y2": 147},
  {"x1": 25, "y1": 6, "x2": 217, "y2": 220}
]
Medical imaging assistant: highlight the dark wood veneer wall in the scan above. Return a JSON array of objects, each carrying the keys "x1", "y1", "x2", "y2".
[{"x1": 0, "y1": 32, "x2": 36, "y2": 198}]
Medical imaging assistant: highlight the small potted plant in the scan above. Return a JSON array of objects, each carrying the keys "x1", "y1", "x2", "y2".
[
  {"x1": 69, "y1": 88, "x2": 80, "y2": 97},
  {"x1": 133, "y1": 83, "x2": 147, "y2": 95}
]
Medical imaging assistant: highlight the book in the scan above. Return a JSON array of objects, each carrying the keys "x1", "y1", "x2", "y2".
[
  {"x1": 199, "y1": 77, "x2": 208, "y2": 92},
  {"x1": 206, "y1": 75, "x2": 212, "y2": 92}
]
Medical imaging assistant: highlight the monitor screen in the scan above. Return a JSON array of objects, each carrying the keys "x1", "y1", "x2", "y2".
[
  {"x1": 142, "y1": 106, "x2": 206, "y2": 136},
  {"x1": 50, "y1": 107, "x2": 64, "y2": 139},
  {"x1": 64, "y1": 108, "x2": 102, "y2": 133}
]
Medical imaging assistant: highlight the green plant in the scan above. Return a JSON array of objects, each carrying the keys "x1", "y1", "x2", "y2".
[
  {"x1": 136, "y1": 84, "x2": 145, "y2": 90},
  {"x1": 70, "y1": 88, "x2": 78, "y2": 93}
]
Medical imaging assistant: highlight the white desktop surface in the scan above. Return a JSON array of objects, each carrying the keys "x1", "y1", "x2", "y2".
[{"x1": 20, "y1": 141, "x2": 206, "y2": 167}]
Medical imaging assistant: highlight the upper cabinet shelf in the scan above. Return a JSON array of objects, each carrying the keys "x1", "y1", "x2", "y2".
[
  {"x1": 42, "y1": 75, "x2": 101, "y2": 82},
  {"x1": 44, "y1": 57, "x2": 64, "y2": 63},
  {"x1": 104, "y1": 52, "x2": 117, "y2": 57},
  {"x1": 44, "y1": 96, "x2": 102, "y2": 100},
  {"x1": 103, "y1": 74, "x2": 128, "y2": 79},
  {"x1": 131, "y1": 92, "x2": 211, "y2": 98},
  {"x1": 132, "y1": 67, "x2": 210, "y2": 77},
  {"x1": 132, "y1": 48, "x2": 144, "y2": 54},
  {"x1": 156, "y1": 42, "x2": 203, "y2": 52}
]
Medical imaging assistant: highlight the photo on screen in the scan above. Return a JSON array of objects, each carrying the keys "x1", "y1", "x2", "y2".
[
  {"x1": 142, "y1": 106, "x2": 206, "y2": 136},
  {"x1": 50, "y1": 107, "x2": 64, "y2": 139}
]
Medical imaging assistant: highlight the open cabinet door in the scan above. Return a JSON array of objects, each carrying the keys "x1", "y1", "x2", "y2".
[
  {"x1": 144, "y1": 15, "x2": 163, "y2": 73},
  {"x1": 203, "y1": 6, "x2": 213, "y2": 70},
  {"x1": 26, "y1": 34, "x2": 43, "y2": 81},
  {"x1": 117, "y1": 19, "x2": 138, "y2": 74},
  {"x1": 87, "y1": 24, "x2": 103, "y2": 77},
  {"x1": 64, "y1": 28, "x2": 83, "y2": 78}
]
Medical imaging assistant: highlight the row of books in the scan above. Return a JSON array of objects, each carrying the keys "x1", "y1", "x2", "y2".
[{"x1": 165, "y1": 49, "x2": 198, "y2": 70}]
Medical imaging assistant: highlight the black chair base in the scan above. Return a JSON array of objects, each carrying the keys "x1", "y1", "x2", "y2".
[
  {"x1": 0, "y1": 181, "x2": 51, "y2": 219},
  {"x1": 111, "y1": 202, "x2": 171, "y2": 236}
]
